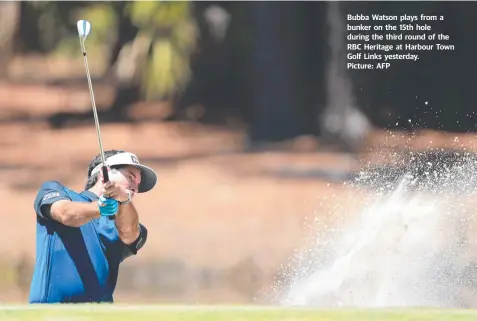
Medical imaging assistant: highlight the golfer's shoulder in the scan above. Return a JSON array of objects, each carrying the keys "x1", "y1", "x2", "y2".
[
  {"x1": 37, "y1": 180, "x2": 68, "y2": 192},
  {"x1": 36, "y1": 181, "x2": 79, "y2": 199},
  {"x1": 34, "y1": 181, "x2": 74, "y2": 210}
]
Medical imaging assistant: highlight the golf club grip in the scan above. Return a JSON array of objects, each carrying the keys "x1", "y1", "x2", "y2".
[
  {"x1": 101, "y1": 165, "x2": 116, "y2": 220},
  {"x1": 102, "y1": 166, "x2": 109, "y2": 183}
]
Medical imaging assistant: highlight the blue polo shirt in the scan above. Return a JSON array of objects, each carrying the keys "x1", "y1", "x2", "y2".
[{"x1": 29, "y1": 180, "x2": 147, "y2": 303}]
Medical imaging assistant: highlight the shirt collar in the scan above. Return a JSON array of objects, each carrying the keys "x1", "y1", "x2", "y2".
[{"x1": 81, "y1": 190, "x2": 99, "y2": 201}]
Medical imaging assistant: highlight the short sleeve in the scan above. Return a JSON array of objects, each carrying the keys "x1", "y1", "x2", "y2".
[
  {"x1": 33, "y1": 181, "x2": 72, "y2": 219},
  {"x1": 121, "y1": 224, "x2": 148, "y2": 261}
]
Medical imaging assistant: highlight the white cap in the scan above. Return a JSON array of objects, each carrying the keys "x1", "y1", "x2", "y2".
[{"x1": 90, "y1": 152, "x2": 157, "y2": 193}]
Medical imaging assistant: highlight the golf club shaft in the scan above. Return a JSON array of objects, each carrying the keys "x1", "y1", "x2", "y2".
[{"x1": 79, "y1": 38, "x2": 109, "y2": 183}]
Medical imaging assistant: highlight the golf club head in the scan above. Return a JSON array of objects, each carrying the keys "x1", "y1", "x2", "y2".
[{"x1": 77, "y1": 20, "x2": 91, "y2": 39}]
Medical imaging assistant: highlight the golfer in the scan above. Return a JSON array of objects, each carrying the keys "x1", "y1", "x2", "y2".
[{"x1": 29, "y1": 150, "x2": 157, "y2": 303}]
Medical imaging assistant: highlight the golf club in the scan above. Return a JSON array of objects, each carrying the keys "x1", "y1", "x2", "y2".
[{"x1": 77, "y1": 19, "x2": 109, "y2": 184}]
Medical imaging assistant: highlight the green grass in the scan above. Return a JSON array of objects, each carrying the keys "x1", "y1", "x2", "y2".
[{"x1": 1, "y1": 305, "x2": 477, "y2": 321}]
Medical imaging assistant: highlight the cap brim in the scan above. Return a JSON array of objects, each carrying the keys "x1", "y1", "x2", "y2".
[{"x1": 135, "y1": 164, "x2": 157, "y2": 193}]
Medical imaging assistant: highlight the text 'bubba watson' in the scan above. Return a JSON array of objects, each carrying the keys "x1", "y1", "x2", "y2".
[{"x1": 347, "y1": 14, "x2": 398, "y2": 21}]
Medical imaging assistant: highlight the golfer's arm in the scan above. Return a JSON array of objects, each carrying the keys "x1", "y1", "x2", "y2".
[
  {"x1": 49, "y1": 200, "x2": 100, "y2": 227},
  {"x1": 115, "y1": 203, "x2": 140, "y2": 245}
]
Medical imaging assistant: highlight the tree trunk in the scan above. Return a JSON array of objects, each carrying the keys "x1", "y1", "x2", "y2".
[
  {"x1": 0, "y1": 1, "x2": 20, "y2": 77},
  {"x1": 320, "y1": 2, "x2": 371, "y2": 152},
  {"x1": 247, "y1": 2, "x2": 303, "y2": 145}
]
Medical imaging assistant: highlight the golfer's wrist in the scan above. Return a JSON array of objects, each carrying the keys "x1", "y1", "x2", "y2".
[
  {"x1": 91, "y1": 202, "x2": 102, "y2": 218},
  {"x1": 118, "y1": 190, "x2": 132, "y2": 205}
]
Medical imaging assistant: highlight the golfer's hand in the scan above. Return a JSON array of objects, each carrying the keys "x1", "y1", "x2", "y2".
[
  {"x1": 98, "y1": 196, "x2": 118, "y2": 217},
  {"x1": 101, "y1": 181, "x2": 131, "y2": 203}
]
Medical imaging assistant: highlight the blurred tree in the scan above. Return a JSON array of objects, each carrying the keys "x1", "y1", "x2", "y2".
[
  {"x1": 245, "y1": 2, "x2": 329, "y2": 146},
  {"x1": 125, "y1": 1, "x2": 196, "y2": 99},
  {"x1": 320, "y1": 2, "x2": 371, "y2": 152},
  {"x1": 0, "y1": 1, "x2": 20, "y2": 77},
  {"x1": 247, "y1": 1, "x2": 302, "y2": 143},
  {"x1": 167, "y1": 1, "x2": 246, "y2": 124},
  {"x1": 106, "y1": 1, "x2": 197, "y2": 119},
  {"x1": 30, "y1": 1, "x2": 477, "y2": 136},
  {"x1": 54, "y1": 2, "x2": 118, "y2": 58},
  {"x1": 108, "y1": 2, "x2": 138, "y2": 68},
  {"x1": 17, "y1": 2, "x2": 46, "y2": 53},
  {"x1": 18, "y1": 2, "x2": 88, "y2": 54},
  {"x1": 48, "y1": 1, "x2": 197, "y2": 126}
]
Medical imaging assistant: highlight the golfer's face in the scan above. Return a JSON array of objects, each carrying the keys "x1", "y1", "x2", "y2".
[{"x1": 114, "y1": 165, "x2": 142, "y2": 195}]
